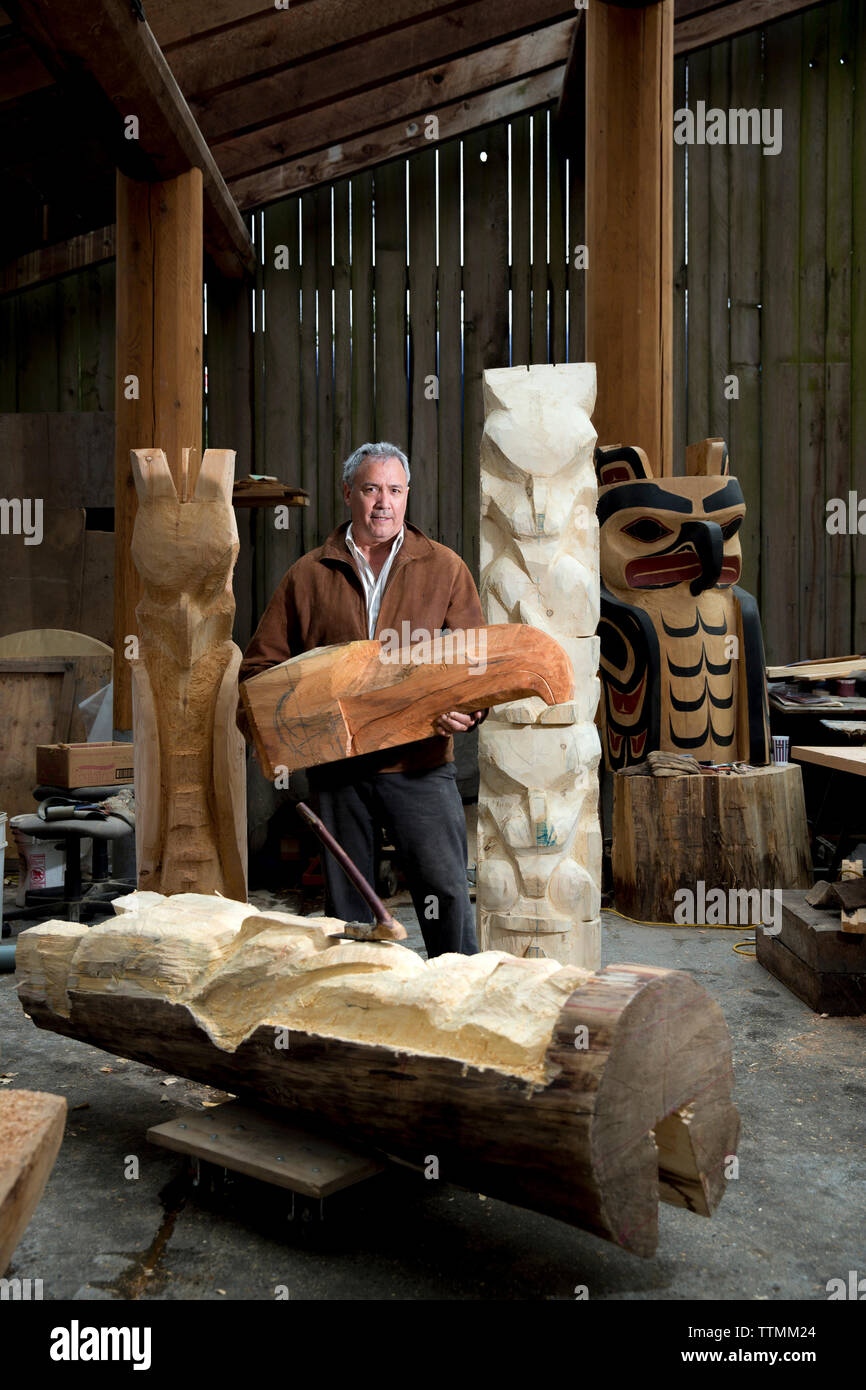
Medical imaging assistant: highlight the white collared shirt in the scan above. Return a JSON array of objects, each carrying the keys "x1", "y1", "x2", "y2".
[{"x1": 345, "y1": 524, "x2": 405, "y2": 638}]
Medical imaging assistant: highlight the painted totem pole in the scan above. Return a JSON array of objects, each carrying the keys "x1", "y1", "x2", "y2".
[
  {"x1": 477, "y1": 364, "x2": 602, "y2": 970},
  {"x1": 595, "y1": 438, "x2": 770, "y2": 770}
]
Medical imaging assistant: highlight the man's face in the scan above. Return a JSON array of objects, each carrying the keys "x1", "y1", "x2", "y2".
[{"x1": 343, "y1": 455, "x2": 408, "y2": 547}]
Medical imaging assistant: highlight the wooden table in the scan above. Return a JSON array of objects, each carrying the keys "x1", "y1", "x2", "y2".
[
  {"x1": 792, "y1": 746, "x2": 866, "y2": 776},
  {"x1": 791, "y1": 746, "x2": 866, "y2": 876}
]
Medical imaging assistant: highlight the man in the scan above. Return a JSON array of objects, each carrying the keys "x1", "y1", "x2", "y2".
[{"x1": 237, "y1": 441, "x2": 485, "y2": 957}]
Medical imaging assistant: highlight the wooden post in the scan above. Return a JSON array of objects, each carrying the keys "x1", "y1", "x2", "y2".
[
  {"x1": 114, "y1": 168, "x2": 204, "y2": 730},
  {"x1": 585, "y1": 0, "x2": 673, "y2": 473}
]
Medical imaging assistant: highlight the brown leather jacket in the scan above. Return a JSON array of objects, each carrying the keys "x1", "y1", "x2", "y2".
[{"x1": 237, "y1": 520, "x2": 485, "y2": 772}]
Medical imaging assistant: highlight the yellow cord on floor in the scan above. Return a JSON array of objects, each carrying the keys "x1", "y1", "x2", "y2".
[{"x1": 606, "y1": 908, "x2": 758, "y2": 955}]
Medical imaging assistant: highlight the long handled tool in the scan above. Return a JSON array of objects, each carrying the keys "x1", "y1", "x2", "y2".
[{"x1": 294, "y1": 801, "x2": 407, "y2": 942}]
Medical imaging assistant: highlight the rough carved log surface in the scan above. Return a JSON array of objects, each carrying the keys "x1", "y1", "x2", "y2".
[
  {"x1": 0, "y1": 1089, "x2": 66, "y2": 1274},
  {"x1": 130, "y1": 448, "x2": 247, "y2": 899},
  {"x1": 16, "y1": 893, "x2": 738, "y2": 1257},
  {"x1": 239, "y1": 624, "x2": 573, "y2": 779},
  {"x1": 478, "y1": 364, "x2": 602, "y2": 969},
  {"x1": 613, "y1": 765, "x2": 812, "y2": 922}
]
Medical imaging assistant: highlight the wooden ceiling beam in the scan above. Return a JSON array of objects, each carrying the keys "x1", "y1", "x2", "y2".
[
  {"x1": 7, "y1": 0, "x2": 254, "y2": 278},
  {"x1": 229, "y1": 68, "x2": 564, "y2": 210},
  {"x1": 213, "y1": 24, "x2": 574, "y2": 183},
  {"x1": 186, "y1": 0, "x2": 575, "y2": 144},
  {"x1": 674, "y1": 0, "x2": 825, "y2": 52},
  {"x1": 0, "y1": 224, "x2": 115, "y2": 295},
  {"x1": 157, "y1": 0, "x2": 574, "y2": 96}
]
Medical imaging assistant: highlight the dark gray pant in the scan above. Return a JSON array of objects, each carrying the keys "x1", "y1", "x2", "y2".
[{"x1": 307, "y1": 758, "x2": 478, "y2": 958}]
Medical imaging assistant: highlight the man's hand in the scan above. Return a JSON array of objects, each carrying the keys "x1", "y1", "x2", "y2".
[{"x1": 433, "y1": 710, "x2": 484, "y2": 736}]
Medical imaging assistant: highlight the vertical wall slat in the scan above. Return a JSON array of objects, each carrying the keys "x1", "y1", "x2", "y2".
[
  {"x1": 824, "y1": 0, "x2": 855, "y2": 655},
  {"x1": 686, "y1": 48, "x2": 710, "y2": 457},
  {"x1": 350, "y1": 172, "x2": 375, "y2": 451},
  {"x1": 761, "y1": 14, "x2": 803, "y2": 664},
  {"x1": 333, "y1": 180, "x2": 352, "y2": 494},
  {"x1": 531, "y1": 113, "x2": 548, "y2": 364},
  {"x1": 672, "y1": 54, "x2": 687, "y2": 474},
  {"x1": 511, "y1": 115, "x2": 531, "y2": 367},
  {"x1": 853, "y1": 0, "x2": 866, "y2": 652},
  {"x1": 315, "y1": 184, "x2": 335, "y2": 538},
  {"x1": 462, "y1": 124, "x2": 509, "y2": 580},
  {"x1": 206, "y1": 265, "x2": 254, "y2": 647},
  {"x1": 728, "y1": 30, "x2": 763, "y2": 597},
  {"x1": 16, "y1": 284, "x2": 59, "y2": 411},
  {"x1": 707, "y1": 41, "x2": 731, "y2": 443},
  {"x1": 300, "y1": 193, "x2": 319, "y2": 550},
  {"x1": 407, "y1": 147, "x2": 439, "y2": 538},
  {"x1": 373, "y1": 160, "x2": 408, "y2": 449},
  {"x1": 798, "y1": 7, "x2": 829, "y2": 659},
  {"x1": 567, "y1": 140, "x2": 585, "y2": 364},
  {"x1": 437, "y1": 139, "x2": 462, "y2": 554},
  {"x1": 57, "y1": 276, "x2": 80, "y2": 410},
  {"x1": 549, "y1": 144, "x2": 567, "y2": 365},
  {"x1": 263, "y1": 197, "x2": 303, "y2": 588}
]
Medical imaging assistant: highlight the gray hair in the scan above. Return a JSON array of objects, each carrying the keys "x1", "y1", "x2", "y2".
[{"x1": 342, "y1": 441, "x2": 410, "y2": 489}]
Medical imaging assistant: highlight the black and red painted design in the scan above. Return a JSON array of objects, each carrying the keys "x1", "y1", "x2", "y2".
[{"x1": 595, "y1": 444, "x2": 770, "y2": 770}]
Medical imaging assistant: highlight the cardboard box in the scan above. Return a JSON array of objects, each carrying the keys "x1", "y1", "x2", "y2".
[{"x1": 36, "y1": 742, "x2": 135, "y2": 789}]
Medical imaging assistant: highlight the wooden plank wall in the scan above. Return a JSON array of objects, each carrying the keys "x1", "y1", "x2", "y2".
[
  {"x1": 4, "y1": 3, "x2": 866, "y2": 669},
  {"x1": 676, "y1": 0, "x2": 864, "y2": 663},
  {"x1": 231, "y1": 107, "x2": 583, "y2": 646}
]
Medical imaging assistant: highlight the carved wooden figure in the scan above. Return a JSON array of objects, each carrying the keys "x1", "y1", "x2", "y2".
[
  {"x1": 130, "y1": 448, "x2": 247, "y2": 899},
  {"x1": 478, "y1": 364, "x2": 602, "y2": 969},
  {"x1": 17, "y1": 892, "x2": 740, "y2": 1258},
  {"x1": 595, "y1": 441, "x2": 770, "y2": 770},
  {"x1": 239, "y1": 625, "x2": 573, "y2": 780}
]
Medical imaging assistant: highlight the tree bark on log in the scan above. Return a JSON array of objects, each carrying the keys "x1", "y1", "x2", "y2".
[
  {"x1": 16, "y1": 894, "x2": 738, "y2": 1257},
  {"x1": 612, "y1": 764, "x2": 811, "y2": 922}
]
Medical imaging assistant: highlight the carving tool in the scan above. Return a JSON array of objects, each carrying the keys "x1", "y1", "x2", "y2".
[{"x1": 294, "y1": 801, "x2": 407, "y2": 942}]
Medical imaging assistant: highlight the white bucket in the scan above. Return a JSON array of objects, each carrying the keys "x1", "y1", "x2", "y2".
[{"x1": 10, "y1": 818, "x2": 68, "y2": 906}]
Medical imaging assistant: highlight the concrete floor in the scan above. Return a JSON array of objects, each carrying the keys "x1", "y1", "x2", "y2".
[{"x1": 1, "y1": 893, "x2": 863, "y2": 1302}]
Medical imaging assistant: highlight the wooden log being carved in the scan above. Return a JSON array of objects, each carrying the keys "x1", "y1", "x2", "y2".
[
  {"x1": 595, "y1": 440, "x2": 770, "y2": 770},
  {"x1": 130, "y1": 448, "x2": 247, "y2": 899},
  {"x1": 478, "y1": 364, "x2": 602, "y2": 969},
  {"x1": 239, "y1": 625, "x2": 573, "y2": 779},
  {"x1": 0, "y1": 1089, "x2": 66, "y2": 1274},
  {"x1": 16, "y1": 893, "x2": 739, "y2": 1257}
]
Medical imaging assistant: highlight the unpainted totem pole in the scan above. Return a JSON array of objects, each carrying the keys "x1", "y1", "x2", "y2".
[
  {"x1": 477, "y1": 364, "x2": 602, "y2": 969},
  {"x1": 130, "y1": 448, "x2": 247, "y2": 900}
]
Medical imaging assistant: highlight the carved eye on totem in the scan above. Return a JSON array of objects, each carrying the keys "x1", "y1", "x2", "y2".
[
  {"x1": 720, "y1": 517, "x2": 742, "y2": 540},
  {"x1": 621, "y1": 517, "x2": 674, "y2": 544}
]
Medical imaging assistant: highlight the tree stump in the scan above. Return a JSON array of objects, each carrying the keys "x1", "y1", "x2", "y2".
[{"x1": 612, "y1": 764, "x2": 811, "y2": 923}]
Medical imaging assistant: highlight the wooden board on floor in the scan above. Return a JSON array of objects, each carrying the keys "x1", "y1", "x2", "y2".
[
  {"x1": 775, "y1": 890, "x2": 866, "y2": 973},
  {"x1": 148, "y1": 1102, "x2": 384, "y2": 1198},
  {"x1": 757, "y1": 930, "x2": 866, "y2": 1016},
  {"x1": 0, "y1": 1090, "x2": 66, "y2": 1274}
]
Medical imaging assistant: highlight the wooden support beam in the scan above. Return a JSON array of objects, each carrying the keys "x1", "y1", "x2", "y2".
[
  {"x1": 113, "y1": 168, "x2": 204, "y2": 730},
  {"x1": 8, "y1": 0, "x2": 254, "y2": 278},
  {"x1": 585, "y1": 0, "x2": 673, "y2": 474}
]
